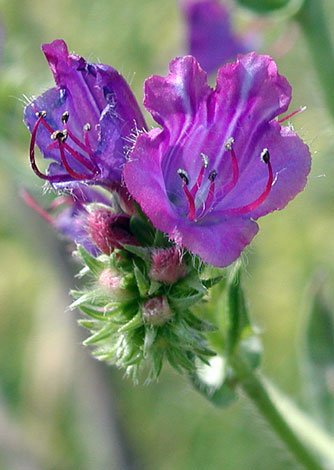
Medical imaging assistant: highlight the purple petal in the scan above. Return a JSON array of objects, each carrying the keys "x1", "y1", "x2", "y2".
[
  {"x1": 124, "y1": 53, "x2": 311, "y2": 267},
  {"x1": 182, "y1": 0, "x2": 248, "y2": 74}
]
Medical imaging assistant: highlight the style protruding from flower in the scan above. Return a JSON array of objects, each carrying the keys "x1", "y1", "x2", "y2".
[
  {"x1": 24, "y1": 39, "x2": 146, "y2": 189},
  {"x1": 123, "y1": 53, "x2": 311, "y2": 267},
  {"x1": 182, "y1": 0, "x2": 248, "y2": 74}
]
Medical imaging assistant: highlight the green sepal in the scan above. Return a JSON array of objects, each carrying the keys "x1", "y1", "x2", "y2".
[
  {"x1": 117, "y1": 311, "x2": 143, "y2": 333},
  {"x1": 202, "y1": 276, "x2": 225, "y2": 289},
  {"x1": 168, "y1": 292, "x2": 204, "y2": 311},
  {"x1": 189, "y1": 372, "x2": 237, "y2": 408},
  {"x1": 78, "y1": 319, "x2": 99, "y2": 330},
  {"x1": 123, "y1": 244, "x2": 151, "y2": 264},
  {"x1": 148, "y1": 280, "x2": 162, "y2": 295},
  {"x1": 299, "y1": 275, "x2": 334, "y2": 433},
  {"x1": 75, "y1": 245, "x2": 104, "y2": 276},
  {"x1": 79, "y1": 305, "x2": 111, "y2": 321},
  {"x1": 129, "y1": 215, "x2": 155, "y2": 246},
  {"x1": 236, "y1": 0, "x2": 292, "y2": 13},
  {"x1": 133, "y1": 261, "x2": 150, "y2": 297},
  {"x1": 70, "y1": 290, "x2": 111, "y2": 310},
  {"x1": 143, "y1": 326, "x2": 158, "y2": 357},
  {"x1": 83, "y1": 324, "x2": 115, "y2": 345}
]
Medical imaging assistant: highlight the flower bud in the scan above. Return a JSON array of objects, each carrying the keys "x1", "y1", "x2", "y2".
[
  {"x1": 99, "y1": 268, "x2": 132, "y2": 301},
  {"x1": 149, "y1": 247, "x2": 187, "y2": 284},
  {"x1": 142, "y1": 296, "x2": 173, "y2": 326},
  {"x1": 87, "y1": 209, "x2": 138, "y2": 254}
]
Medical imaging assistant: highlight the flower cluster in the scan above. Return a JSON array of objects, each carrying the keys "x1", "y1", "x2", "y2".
[{"x1": 24, "y1": 39, "x2": 310, "y2": 379}]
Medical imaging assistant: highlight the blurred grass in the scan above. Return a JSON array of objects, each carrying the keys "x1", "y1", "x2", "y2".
[{"x1": 0, "y1": 0, "x2": 333, "y2": 468}]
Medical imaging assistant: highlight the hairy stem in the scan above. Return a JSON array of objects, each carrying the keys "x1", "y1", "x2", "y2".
[{"x1": 232, "y1": 359, "x2": 331, "y2": 470}]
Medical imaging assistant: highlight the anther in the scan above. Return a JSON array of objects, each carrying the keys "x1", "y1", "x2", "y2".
[
  {"x1": 224, "y1": 137, "x2": 234, "y2": 151},
  {"x1": 35, "y1": 110, "x2": 47, "y2": 118},
  {"x1": 177, "y1": 168, "x2": 189, "y2": 185},
  {"x1": 51, "y1": 129, "x2": 68, "y2": 142},
  {"x1": 61, "y1": 111, "x2": 69, "y2": 123},
  {"x1": 83, "y1": 123, "x2": 91, "y2": 132},
  {"x1": 200, "y1": 153, "x2": 209, "y2": 168},
  {"x1": 261, "y1": 148, "x2": 270, "y2": 164},
  {"x1": 208, "y1": 170, "x2": 217, "y2": 181}
]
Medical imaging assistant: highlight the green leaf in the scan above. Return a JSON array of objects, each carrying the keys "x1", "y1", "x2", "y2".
[
  {"x1": 236, "y1": 0, "x2": 291, "y2": 13},
  {"x1": 300, "y1": 275, "x2": 334, "y2": 433},
  {"x1": 75, "y1": 245, "x2": 104, "y2": 276},
  {"x1": 144, "y1": 326, "x2": 157, "y2": 356},
  {"x1": 133, "y1": 261, "x2": 150, "y2": 297},
  {"x1": 202, "y1": 276, "x2": 225, "y2": 289},
  {"x1": 78, "y1": 319, "x2": 99, "y2": 330}
]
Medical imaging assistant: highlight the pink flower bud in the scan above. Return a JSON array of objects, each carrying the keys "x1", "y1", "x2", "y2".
[
  {"x1": 87, "y1": 209, "x2": 138, "y2": 254},
  {"x1": 142, "y1": 296, "x2": 173, "y2": 326},
  {"x1": 149, "y1": 247, "x2": 187, "y2": 284},
  {"x1": 99, "y1": 268, "x2": 131, "y2": 301}
]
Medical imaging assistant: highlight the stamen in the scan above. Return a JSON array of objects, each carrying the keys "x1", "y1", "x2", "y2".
[
  {"x1": 278, "y1": 106, "x2": 306, "y2": 124},
  {"x1": 221, "y1": 137, "x2": 239, "y2": 196},
  {"x1": 83, "y1": 123, "x2": 93, "y2": 154},
  {"x1": 204, "y1": 170, "x2": 217, "y2": 210},
  {"x1": 178, "y1": 169, "x2": 196, "y2": 221},
  {"x1": 190, "y1": 153, "x2": 209, "y2": 197},
  {"x1": 51, "y1": 129, "x2": 68, "y2": 142},
  {"x1": 61, "y1": 111, "x2": 69, "y2": 123},
  {"x1": 225, "y1": 149, "x2": 273, "y2": 216},
  {"x1": 29, "y1": 115, "x2": 54, "y2": 180},
  {"x1": 29, "y1": 115, "x2": 71, "y2": 183}
]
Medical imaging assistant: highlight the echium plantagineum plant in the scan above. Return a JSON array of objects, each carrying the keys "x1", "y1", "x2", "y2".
[{"x1": 24, "y1": 38, "x2": 334, "y2": 470}]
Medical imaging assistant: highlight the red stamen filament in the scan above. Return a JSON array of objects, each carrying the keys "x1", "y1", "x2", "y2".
[
  {"x1": 222, "y1": 147, "x2": 239, "y2": 195},
  {"x1": 58, "y1": 140, "x2": 95, "y2": 180},
  {"x1": 225, "y1": 159, "x2": 273, "y2": 216},
  {"x1": 30, "y1": 115, "x2": 53, "y2": 180},
  {"x1": 182, "y1": 182, "x2": 196, "y2": 221}
]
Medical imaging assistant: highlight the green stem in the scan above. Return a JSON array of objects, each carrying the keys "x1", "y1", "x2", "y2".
[
  {"x1": 295, "y1": 0, "x2": 334, "y2": 119},
  {"x1": 232, "y1": 359, "x2": 329, "y2": 470}
]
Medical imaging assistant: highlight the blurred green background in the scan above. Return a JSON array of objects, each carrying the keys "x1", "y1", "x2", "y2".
[{"x1": 0, "y1": 0, "x2": 333, "y2": 468}]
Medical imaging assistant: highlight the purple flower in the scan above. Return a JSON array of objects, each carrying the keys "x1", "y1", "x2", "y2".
[
  {"x1": 182, "y1": 0, "x2": 248, "y2": 74},
  {"x1": 123, "y1": 53, "x2": 311, "y2": 267},
  {"x1": 24, "y1": 39, "x2": 146, "y2": 189}
]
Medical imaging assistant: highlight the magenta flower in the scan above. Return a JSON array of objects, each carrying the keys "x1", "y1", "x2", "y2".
[
  {"x1": 24, "y1": 39, "x2": 146, "y2": 189},
  {"x1": 182, "y1": 0, "x2": 248, "y2": 74},
  {"x1": 123, "y1": 53, "x2": 311, "y2": 267}
]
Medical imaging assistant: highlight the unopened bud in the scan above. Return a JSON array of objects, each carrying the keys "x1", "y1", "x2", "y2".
[
  {"x1": 87, "y1": 209, "x2": 138, "y2": 254},
  {"x1": 99, "y1": 268, "x2": 131, "y2": 301},
  {"x1": 149, "y1": 247, "x2": 187, "y2": 284},
  {"x1": 142, "y1": 296, "x2": 173, "y2": 326}
]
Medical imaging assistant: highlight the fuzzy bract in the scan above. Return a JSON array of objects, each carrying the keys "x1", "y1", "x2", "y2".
[
  {"x1": 24, "y1": 39, "x2": 146, "y2": 189},
  {"x1": 123, "y1": 53, "x2": 311, "y2": 267}
]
